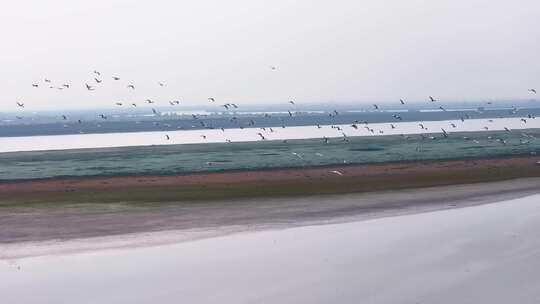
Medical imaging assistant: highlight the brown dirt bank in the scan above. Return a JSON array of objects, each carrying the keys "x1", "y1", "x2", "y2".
[{"x1": 1, "y1": 156, "x2": 540, "y2": 205}]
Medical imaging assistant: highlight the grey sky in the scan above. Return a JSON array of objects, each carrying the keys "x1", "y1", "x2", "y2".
[{"x1": 1, "y1": 0, "x2": 539, "y2": 111}]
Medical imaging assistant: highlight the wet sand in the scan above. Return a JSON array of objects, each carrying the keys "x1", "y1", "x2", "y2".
[
  {"x1": 1, "y1": 156, "x2": 540, "y2": 252},
  {"x1": 2, "y1": 155, "x2": 540, "y2": 205}
]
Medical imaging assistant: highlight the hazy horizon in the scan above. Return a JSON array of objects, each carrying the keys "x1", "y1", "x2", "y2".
[{"x1": 2, "y1": 0, "x2": 539, "y2": 111}]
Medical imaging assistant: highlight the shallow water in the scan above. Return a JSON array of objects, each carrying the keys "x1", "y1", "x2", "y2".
[{"x1": 2, "y1": 194, "x2": 539, "y2": 303}]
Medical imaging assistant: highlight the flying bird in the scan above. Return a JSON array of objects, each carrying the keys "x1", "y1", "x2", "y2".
[
  {"x1": 429, "y1": 96, "x2": 437, "y2": 102},
  {"x1": 329, "y1": 170, "x2": 344, "y2": 176},
  {"x1": 94, "y1": 70, "x2": 101, "y2": 76},
  {"x1": 112, "y1": 76, "x2": 120, "y2": 80},
  {"x1": 127, "y1": 84, "x2": 135, "y2": 89},
  {"x1": 16, "y1": 102, "x2": 24, "y2": 108},
  {"x1": 400, "y1": 99, "x2": 405, "y2": 105},
  {"x1": 208, "y1": 97, "x2": 216, "y2": 102},
  {"x1": 32, "y1": 84, "x2": 39, "y2": 88},
  {"x1": 85, "y1": 83, "x2": 94, "y2": 91},
  {"x1": 529, "y1": 89, "x2": 537, "y2": 94},
  {"x1": 95, "y1": 78, "x2": 102, "y2": 83}
]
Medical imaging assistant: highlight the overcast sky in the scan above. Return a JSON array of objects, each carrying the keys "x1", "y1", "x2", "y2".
[{"x1": 1, "y1": 0, "x2": 539, "y2": 111}]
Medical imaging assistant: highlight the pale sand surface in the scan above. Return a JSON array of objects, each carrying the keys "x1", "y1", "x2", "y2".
[{"x1": 1, "y1": 193, "x2": 540, "y2": 303}]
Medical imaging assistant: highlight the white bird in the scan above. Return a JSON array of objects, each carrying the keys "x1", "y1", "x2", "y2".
[{"x1": 330, "y1": 170, "x2": 344, "y2": 176}]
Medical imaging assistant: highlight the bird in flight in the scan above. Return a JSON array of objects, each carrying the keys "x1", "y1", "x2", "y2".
[
  {"x1": 329, "y1": 170, "x2": 344, "y2": 176},
  {"x1": 95, "y1": 78, "x2": 102, "y2": 84},
  {"x1": 158, "y1": 82, "x2": 166, "y2": 87},
  {"x1": 63, "y1": 84, "x2": 70, "y2": 88},
  {"x1": 373, "y1": 104, "x2": 379, "y2": 110},
  {"x1": 16, "y1": 102, "x2": 24, "y2": 108},
  {"x1": 289, "y1": 100, "x2": 295, "y2": 105},
  {"x1": 529, "y1": 89, "x2": 537, "y2": 94},
  {"x1": 85, "y1": 83, "x2": 94, "y2": 90},
  {"x1": 127, "y1": 84, "x2": 135, "y2": 90},
  {"x1": 32, "y1": 84, "x2": 39, "y2": 88},
  {"x1": 44, "y1": 79, "x2": 51, "y2": 83},
  {"x1": 400, "y1": 99, "x2": 405, "y2": 105},
  {"x1": 429, "y1": 96, "x2": 437, "y2": 102},
  {"x1": 146, "y1": 99, "x2": 155, "y2": 104},
  {"x1": 112, "y1": 76, "x2": 120, "y2": 80},
  {"x1": 94, "y1": 70, "x2": 101, "y2": 76},
  {"x1": 115, "y1": 102, "x2": 123, "y2": 106},
  {"x1": 165, "y1": 134, "x2": 170, "y2": 140},
  {"x1": 208, "y1": 97, "x2": 216, "y2": 102}
]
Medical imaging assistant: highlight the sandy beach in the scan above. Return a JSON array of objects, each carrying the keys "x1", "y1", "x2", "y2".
[{"x1": 1, "y1": 156, "x2": 540, "y2": 247}]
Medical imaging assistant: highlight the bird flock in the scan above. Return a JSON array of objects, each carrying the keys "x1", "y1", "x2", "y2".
[{"x1": 12, "y1": 69, "x2": 540, "y2": 174}]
